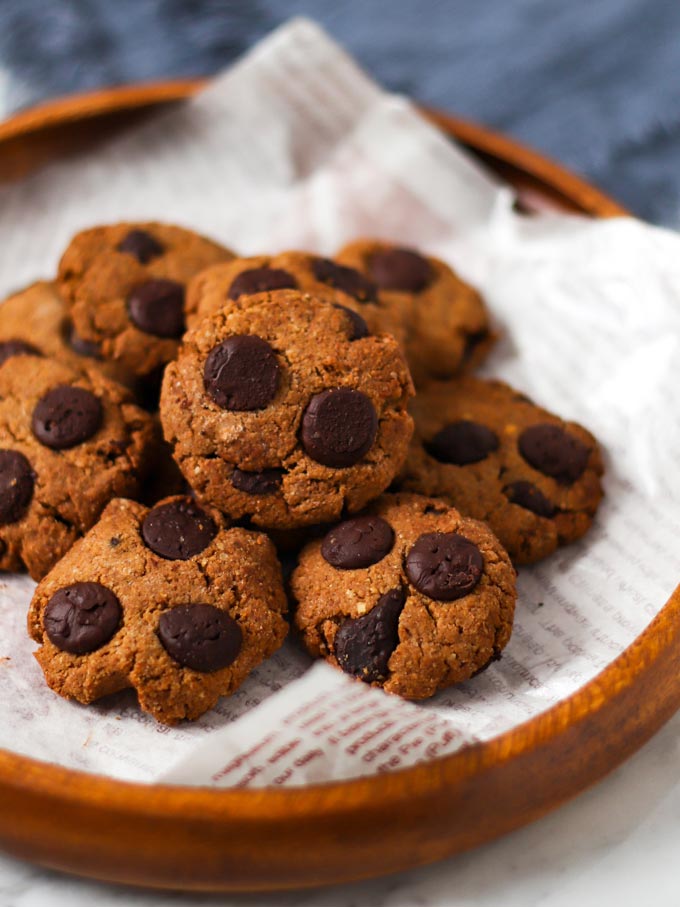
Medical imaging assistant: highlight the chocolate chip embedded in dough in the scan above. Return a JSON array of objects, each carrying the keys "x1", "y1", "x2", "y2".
[
  {"x1": 519, "y1": 423, "x2": 589, "y2": 484},
  {"x1": 0, "y1": 449, "x2": 34, "y2": 524},
  {"x1": 300, "y1": 388, "x2": 378, "y2": 467},
  {"x1": 228, "y1": 267, "x2": 297, "y2": 300},
  {"x1": 158, "y1": 603, "x2": 242, "y2": 672},
  {"x1": 127, "y1": 279, "x2": 185, "y2": 338},
  {"x1": 44, "y1": 582, "x2": 122, "y2": 654},
  {"x1": 405, "y1": 531, "x2": 483, "y2": 601},
  {"x1": 203, "y1": 335, "x2": 280, "y2": 411},
  {"x1": 321, "y1": 516, "x2": 394, "y2": 569},
  {"x1": 334, "y1": 586, "x2": 405, "y2": 682},
  {"x1": 32, "y1": 385, "x2": 102, "y2": 450},
  {"x1": 425, "y1": 420, "x2": 499, "y2": 466},
  {"x1": 368, "y1": 247, "x2": 434, "y2": 293},
  {"x1": 504, "y1": 480, "x2": 556, "y2": 518},
  {"x1": 117, "y1": 229, "x2": 164, "y2": 264},
  {"x1": 142, "y1": 497, "x2": 217, "y2": 560},
  {"x1": 312, "y1": 257, "x2": 377, "y2": 302},
  {"x1": 0, "y1": 339, "x2": 41, "y2": 366}
]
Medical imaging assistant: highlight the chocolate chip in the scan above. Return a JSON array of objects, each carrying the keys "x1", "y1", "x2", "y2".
[
  {"x1": 158, "y1": 603, "x2": 242, "y2": 672},
  {"x1": 334, "y1": 586, "x2": 405, "y2": 682},
  {"x1": 368, "y1": 247, "x2": 434, "y2": 293},
  {"x1": 228, "y1": 267, "x2": 298, "y2": 300},
  {"x1": 462, "y1": 329, "x2": 490, "y2": 365},
  {"x1": 142, "y1": 497, "x2": 217, "y2": 560},
  {"x1": 127, "y1": 279, "x2": 185, "y2": 338},
  {"x1": 333, "y1": 303, "x2": 369, "y2": 340},
  {"x1": 0, "y1": 449, "x2": 34, "y2": 524},
  {"x1": 0, "y1": 339, "x2": 41, "y2": 367},
  {"x1": 312, "y1": 258, "x2": 377, "y2": 302},
  {"x1": 321, "y1": 516, "x2": 394, "y2": 569},
  {"x1": 231, "y1": 467, "x2": 283, "y2": 496},
  {"x1": 405, "y1": 532, "x2": 483, "y2": 601},
  {"x1": 32, "y1": 386, "x2": 102, "y2": 450},
  {"x1": 117, "y1": 229, "x2": 164, "y2": 264},
  {"x1": 425, "y1": 420, "x2": 499, "y2": 466},
  {"x1": 504, "y1": 480, "x2": 556, "y2": 518},
  {"x1": 44, "y1": 582, "x2": 122, "y2": 654},
  {"x1": 65, "y1": 321, "x2": 102, "y2": 360},
  {"x1": 519, "y1": 423, "x2": 589, "y2": 484},
  {"x1": 203, "y1": 335, "x2": 280, "y2": 411},
  {"x1": 301, "y1": 388, "x2": 378, "y2": 467}
]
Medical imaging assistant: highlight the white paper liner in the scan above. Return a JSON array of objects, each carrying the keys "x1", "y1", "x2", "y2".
[{"x1": 0, "y1": 19, "x2": 678, "y2": 787}]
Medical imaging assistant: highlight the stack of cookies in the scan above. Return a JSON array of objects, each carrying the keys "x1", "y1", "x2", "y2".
[{"x1": 0, "y1": 223, "x2": 604, "y2": 724}]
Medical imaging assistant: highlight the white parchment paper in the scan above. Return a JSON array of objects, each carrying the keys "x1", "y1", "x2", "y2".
[{"x1": 0, "y1": 19, "x2": 679, "y2": 787}]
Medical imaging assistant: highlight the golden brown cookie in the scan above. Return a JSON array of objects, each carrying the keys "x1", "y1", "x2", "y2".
[
  {"x1": 161, "y1": 289, "x2": 414, "y2": 529},
  {"x1": 292, "y1": 493, "x2": 516, "y2": 700},
  {"x1": 28, "y1": 496, "x2": 288, "y2": 725},
  {"x1": 58, "y1": 222, "x2": 233, "y2": 377},
  {"x1": 0, "y1": 280, "x2": 136, "y2": 389},
  {"x1": 336, "y1": 239, "x2": 493, "y2": 385},
  {"x1": 399, "y1": 377, "x2": 604, "y2": 564},
  {"x1": 186, "y1": 251, "x2": 406, "y2": 347},
  {"x1": 0, "y1": 355, "x2": 158, "y2": 580}
]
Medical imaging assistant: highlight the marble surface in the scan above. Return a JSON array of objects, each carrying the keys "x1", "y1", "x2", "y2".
[{"x1": 1, "y1": 705, "x2": 679, "y2": 906}]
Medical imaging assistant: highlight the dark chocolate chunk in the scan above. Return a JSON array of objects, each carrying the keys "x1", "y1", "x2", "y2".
[
  {"x1": 0, "y1": 449, "x2": 34, "y2": 524},
  {"x1": 117, "y1": 229, "x2": 164, "y2": 264},
  {"x1": 142, "y1": 497, "x2": 217, "y2": 560},
  {"x1": 462, "y1": 329, "x2": 490, "y2": 365},
  {"x1": 32, "y1": 385, "x2": 102, "y2": 449},
  {"x1": 321, "y1": 516, "x2": 394, "y2": 569},
  {"x1": 300, "y1": 388, "x2": 378, "y2": 467},
  {"x1": 127, "y1": 278, "x2": 185, "y2": 338},
  {"x1": 203, "y1": 335, "x2": 280, "y2": 411},
  {"x1": 227, "y1": 267, "x2": 297, "y2": 300},
  {"x1": 504, "y1": 480, "x2": 556, "y2": 518},
  {"x1": 519, "y1": 423, "x2": 589, "y2": 484},
  {"x1": 333, "y1": 303, "x2": 369, "y2": 340},
  {"x1": 44, "y1": 582, "x2": 122, "y2": 654},
  {"x1": 231, "y1": 467, "x2": 283, "y2": 496},
  {"x1": 312, "y1": 258, "x2": 377, "y2": 302},
  {"x1": 425, "y1": 420, "x2": 499, "y2": 466},
  {"x1": 0, "y1": 339, "x2": 41, "y2": 366},
  {"x1": 368, "y1": 247, "x2": 434, "y2": 293},
  {"x1": 65, "y1": 321, "x2": 102, "y2": 360},
  {"x1": 405, "y1": 531, "x2": 483, "y2": 601},
  {"x1": 334, "y1": 586, "x2": 405, "y2": 682},
  {"x1": 158, "y1": 603, "x2": 242, "y2": 672}
]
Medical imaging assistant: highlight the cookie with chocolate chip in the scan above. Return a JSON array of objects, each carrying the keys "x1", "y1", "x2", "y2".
[
  {"x1": 0, "y1": 355, "x2": 157, "y2": 579},
  {"x1": 28, "y1": 495, "x2": 287, "y2": 724},
  {"x1": 336, "y1": 239, "x2": 493, "y2": 385},
  {"x1": 161, "y1": 289, "x2": 414, "y2": 529},
  {"x1": 399, "y1": 377, "x2": 604, "y2": 564},
  {"x1": 292, "y1": 493, "x2": 516, "y2": 699},
  {"x1": 57, "y1": 223, "x2": 233, "y2": 377},
  {"x1": 0, "y1": 280, "x2": 136, "y2": 389},
  {"x1": 185, "y1": 250, "x2": 406, "y2": 347}
]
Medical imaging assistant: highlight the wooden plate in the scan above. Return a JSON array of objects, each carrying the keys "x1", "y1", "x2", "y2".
[{"x1": 0, "y1": 81, "x2": 674, "y2": 894}]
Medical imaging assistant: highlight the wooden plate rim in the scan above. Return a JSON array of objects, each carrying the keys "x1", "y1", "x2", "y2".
[{"x1": 0, "y1": 81, "x2": 673, "y2": 894}]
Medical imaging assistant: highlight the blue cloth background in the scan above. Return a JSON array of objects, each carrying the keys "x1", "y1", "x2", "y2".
[{"x1": 1, "y1": 0, "x2": 679, "y2": 225}]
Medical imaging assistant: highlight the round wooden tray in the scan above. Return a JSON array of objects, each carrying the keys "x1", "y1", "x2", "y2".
[{"x1": 0, "y1": 81, "x2": 676, "y2": 894}]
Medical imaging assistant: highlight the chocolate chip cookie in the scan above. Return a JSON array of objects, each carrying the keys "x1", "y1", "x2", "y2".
[
  {"x1": 0, "y1": 355, "x2": 157, "y2": 579},
  {"x1": 186, "y1": 251, "x2": 406, "y2": 346},
  {"x1": 161, "y1": 289, "x2": 414, "y2": 529},
  {"x1": 58, "y1": 223, "x2": 233, "y2": 377},
  {"x1": 399, "y1": 377, "x2": 604, "y2": 564},
  {"x1": 28, "y1": 495, "x2": 288, "y2": 724},
  {"x1": 292, "y1": 493, "x2": 516, "y2": 699},
  {"x1": 0, "y1": 280, "x2": 136, "y2": 388},
  {"x1": 336, "y1": 239, "x2": 493, "y2": 385}
]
